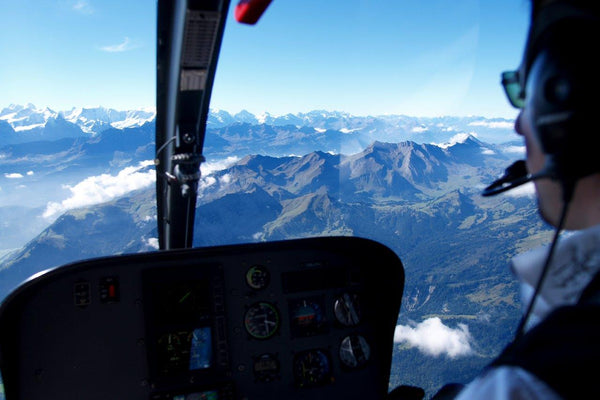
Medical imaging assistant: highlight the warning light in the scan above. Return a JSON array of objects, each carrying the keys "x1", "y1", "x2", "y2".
[{"x1": 100, "y1": 277, "x2": 120, "y2": 303}]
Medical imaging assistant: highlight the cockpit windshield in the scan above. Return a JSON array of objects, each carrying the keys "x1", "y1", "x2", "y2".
[{"x1": 0, "y1": 1, "x2": 547, "y2": 398}]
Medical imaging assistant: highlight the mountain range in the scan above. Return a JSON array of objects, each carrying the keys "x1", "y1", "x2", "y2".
[
  {"x1": 0, "y1": 105, "x2": 550, "y2": 396},
  {"x1": 0, "y1": 104, "x2": 155, "y2": 141},
  {"x1": 1, "y1": 103, "x2": 517, "y2": 146}
]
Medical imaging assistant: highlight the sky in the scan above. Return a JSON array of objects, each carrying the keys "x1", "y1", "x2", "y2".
[{"x1": 0, "y1": 0, "x2": 530, "y2": 118}]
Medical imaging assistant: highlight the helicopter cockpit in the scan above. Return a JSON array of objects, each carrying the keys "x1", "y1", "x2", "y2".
[
  {"x1": 0, "y1": 1, "x2": 406, "y2": 399},
  {"x1": 0, "y1": 0, "x2": 542, "y2": 399}
]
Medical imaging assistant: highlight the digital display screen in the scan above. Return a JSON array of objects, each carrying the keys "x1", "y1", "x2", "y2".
[
  {"x1": 189, "y1": 327, "x2": 212, "y2": 370},
  {"x1": 150, "y1": 279, "x2": 214, "y2": 376},
  {"x1": 156, "y1": 327, "x2": 213, "y2": 375},
  {"x1": 153, "y1": 280, "x2": 211, "y2": 325}
]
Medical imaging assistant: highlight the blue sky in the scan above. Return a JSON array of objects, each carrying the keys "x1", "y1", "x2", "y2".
[{"x1": 0, "y1": 0, "x2": 530, "y2": 118}]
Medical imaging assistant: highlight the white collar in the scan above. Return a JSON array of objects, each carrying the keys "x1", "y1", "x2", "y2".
[{"x1": 511, "y1": 224, "x2": 600, "y2": 331}]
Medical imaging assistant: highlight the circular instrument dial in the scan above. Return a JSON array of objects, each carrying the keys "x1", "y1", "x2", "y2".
[
  {"x1": 334, "y1": 293, "x2": 361, "y2": 326},
  {"x1": 293, "y1": 350, "x2": 332, "y2": 387},
  {"x1": 246, "y1": 265, "x2": 270, "y2": 290},
  {"x1": 339, "y1": 335, "x2": 370, "y2": 368},
  {"x1": 244, "y1": 302, "x2": 280, "y2": 339},
  {"x1": 253, "y1": 353, "x2": 280, "y2": 382},
  {"x1": 290, "y1": 298, "x2": 325, "y2": 336}
]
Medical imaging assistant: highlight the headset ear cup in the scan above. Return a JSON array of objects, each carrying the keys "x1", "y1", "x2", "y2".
[
  {"x1": 526, "y1": 18, "x2": 600, "y2": 181},
  {"x1": 544, "y1": 76, "x2": 572, "y2": 106},
  {"x1": 529, "y1": 50, "x2": 571, "y2": 157}
]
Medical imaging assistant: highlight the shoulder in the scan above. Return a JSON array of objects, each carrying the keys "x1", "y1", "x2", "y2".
[
  {"x1": 455, "y1": 366, "x2": 561, "y2": 400},
  {"x1": 488, "y1": 302, "x2": 600, "y2": 399}
]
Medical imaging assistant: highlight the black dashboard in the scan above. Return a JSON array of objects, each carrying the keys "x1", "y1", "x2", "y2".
[{"x1": 0, "y1": 237, "x2": 404, "y2": 400}]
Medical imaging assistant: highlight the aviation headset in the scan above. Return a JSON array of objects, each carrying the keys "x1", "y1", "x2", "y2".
[
  {"x1": 482, "y1": 1, "x2": 600, "y2": 197},
  {"x1": 487, "y1": 1, "x2": 600, "y2": 339},
  {"x1": 523, "y1": 1, "x2": 600, "y2": 187}
]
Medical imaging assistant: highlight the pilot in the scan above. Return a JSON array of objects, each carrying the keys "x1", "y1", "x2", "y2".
[{"x1": 446, "y1": 0, "x2": 600, "y2": 399}]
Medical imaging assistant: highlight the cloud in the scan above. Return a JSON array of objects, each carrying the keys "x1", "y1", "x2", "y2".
[
  {"x1": 43, "y1": 161, "x2": 155, "y2": 219},
  {"x1": 200, "y1": 156, "x2": 240, "y2": 176},
  {"x1": 197, "y1": 157, "x2": 240, "y2": 193},
  {"x1": 219, "y1": 173, "x2": 232, "y2": 184},
  {"x1": 504, "y1": 145, "x2": 526, "y2": 154},
  {"x1": 26, "y1": 170, "x2": 34, "y2": 176},
  {"x1": 146, "y1": 237, "x2": 159, "y2": 250},
  {"x1": 434, "y1": 133, "x2": 475, "y2": 149},
  {"x1": 72, "y1": 0, "x2": 94, "y2": 15},
  {"x1": 199, "y1": 176, "x2": 216, "y2": 190},
  {"x1": 468, "y1": 120, "x2": 513, "y2": 129},
  {"x1": 394, "y1": 317, "x2": 473, "y2": 358},
  {"x1": 504, "y1": 181, "x2": 536, "y2": 198},
  {"x1": 4, "y1": 173, "x2": 24, "y2": 179},
  {"x1": 100, "y1": 37, "x2": 139, "y2": 53}
]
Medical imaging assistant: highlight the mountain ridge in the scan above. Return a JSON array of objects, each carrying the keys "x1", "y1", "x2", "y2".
[
  {"x1": 0, "y1": 129, "x2": 550, "y2": 396},
  {"x1": 1, "y1": 104, "x2": 517, "y2": 147}
]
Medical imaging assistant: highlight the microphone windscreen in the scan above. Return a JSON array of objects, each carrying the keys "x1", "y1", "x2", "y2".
[{"x1": 482, "y1": 160, "x2": 531, "y2": 197}]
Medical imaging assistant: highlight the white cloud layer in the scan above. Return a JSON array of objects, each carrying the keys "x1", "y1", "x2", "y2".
[
  {"x1": 4, "y1": 173, "x2": 24, "y2": 179},
  {"x1": 504, "y1": 145, "x2": 526, "y2": 154},
  {"x1": 100, "y1": 37, "x2": 139, "y2": 53},
  {"x1": 469, "y1": 120, "x2": 513, "y2": 129},
  {"x1": 146, "y1": 237, "x2": 159, "y2": 250},
  {"x1": 504, "y1": 181, "x2": 536, "y2": 198},
  {"x1": 434, "y1": 133, "x2": 474, "y2": 149},
  {"x1": 394, "y1": 317, "x2": 473, "y2": 358},
  {"x1": 43, "y1": 161, "x2": 155, "y2": 219},
  {"x1": 197, "y1": 157, "x2": 240, "y2": 192},
  {"x1": 200, "y1": 156, "x2": 240, "y2": 176}
]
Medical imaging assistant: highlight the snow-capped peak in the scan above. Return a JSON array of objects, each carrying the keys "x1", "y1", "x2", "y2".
[{"x1": 0, "y1": 105, "x2": 156, "y2": 134}]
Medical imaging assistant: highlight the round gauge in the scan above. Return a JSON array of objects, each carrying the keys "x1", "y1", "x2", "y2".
[
  {"x1": 334, "y1": 293, "x2": 361, "y2": 326},
  {"x1": 244, "y1": 302, "x2": 280, "y2": 339},
  {"x1": 253, "y1": 353, "x2": 280, "y2": 382},
  {"x1": 339, "y1": 335, "x2": 370, "y2": 368},
  {"x1": 293, "y1": 349, "x2": 332, "y2": 387},
  {"x1": 246, "y1": 265, "x2": 270, "y2": 290},
  {"x1": 290, "y1": 298, "x2": 325, "y2": 336}
]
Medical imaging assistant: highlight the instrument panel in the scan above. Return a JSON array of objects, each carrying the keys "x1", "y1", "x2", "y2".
[{"x1": 0, "y1": 237, "x2": 404, "y2": 400}]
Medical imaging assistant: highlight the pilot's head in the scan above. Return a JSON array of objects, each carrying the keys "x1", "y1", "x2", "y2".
[{"x1": 507, "y1": 0, "x2": 600, "y2": 229}]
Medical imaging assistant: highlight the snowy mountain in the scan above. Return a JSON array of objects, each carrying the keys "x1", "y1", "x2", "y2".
[
  {"x1": 61, "y1": 106, "x2": 156, "y2": 133},
  {"x1": 0, "y1": 104, "x2": 156, "y2": 142},
  {"x1": 1, "y1": 104, "x2": 517, "y2": 148},
  {"x1": 206, "y1": 109, "x2": 517, "y2": 145}
]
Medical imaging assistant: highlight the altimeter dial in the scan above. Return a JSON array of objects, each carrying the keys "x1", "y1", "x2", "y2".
[{"x1": 244, "y1": 302, "x2": 280, "y2": 339}]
